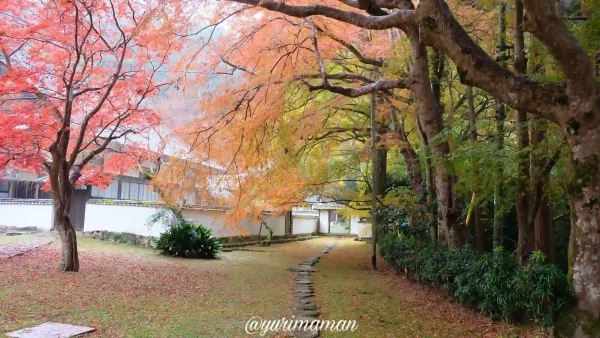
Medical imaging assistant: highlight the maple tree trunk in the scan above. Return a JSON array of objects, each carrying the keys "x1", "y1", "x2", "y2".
[{"x1": 53, "y1": 188, "x2": 79, "y2": 272}]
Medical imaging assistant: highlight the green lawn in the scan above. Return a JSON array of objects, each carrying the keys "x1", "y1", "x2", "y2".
[{"x1": 1, "y1": 237, "x2": 540, "y2": 337}]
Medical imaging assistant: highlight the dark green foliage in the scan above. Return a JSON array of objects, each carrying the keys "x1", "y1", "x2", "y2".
[
  {"x1": 477, "y1": 247, "x2": 523, "y2": 320},
  {"x1": 112, "y1": 232, "x2": 141, "y2": 245},
  {"x1": 155, "y1": 219, "x2": 221, "y2": 259},
  {"x1": 517, "y1": 251, "x2": 575, "y2": 327},
  {"x1": 378, "y1": 206, "x2": 431, "y2": 238},
  {"x1": 377, "y1": 206, "x2": 408, "y2": 234},
  {"x1": 379, "y1": 234, "x2": 574, "y2": 326},
  {"x1": 92, "y1": 231, "x2": 154, "y2": 247}
]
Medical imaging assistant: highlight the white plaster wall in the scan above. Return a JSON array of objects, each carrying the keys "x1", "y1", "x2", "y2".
[
  {"x1": 292, "y1": 217, "x2": 318, "y2": 234},
  {"x1": 358, "y1": 222, "x2": 372, "y2": 238},
  {"x1": 0, "y1": 202, "x2": 53, "y2": 230},
  {"x1": 84, "y1": 203, "x2": 166, "y2": 237},
  {"x1": 350, "y1": 216, "x2": 360, "y2": 235},
  {"x1": 318, "y1": 210, "x2": 329, "y2": 233},
  {"x1": 183, "y1": 210, "x2": 285, "y2": 237},
  {"x1": 182, "y1": 209, "x2": 228, "y2": 237},
  {"x1": 239, "y1": 214, "x2": 286, "y2": 236},
  {"x1": 265, "y1": 214, "x2": 286, "y2": 236},
  {"x1": 85, "y1": 204, "x2": 287, "y2": 238}
]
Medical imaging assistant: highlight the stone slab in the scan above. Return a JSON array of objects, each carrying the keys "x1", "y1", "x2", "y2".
[
  {"x1": 6, "y1": 322, "x2": 95, "y2": 338},
  {"x1": 296, "y1": 297, "x2": 314, "y2": 304},
  {"x1": 294, "y1": 310, "x2": 320, "y2": 318}
]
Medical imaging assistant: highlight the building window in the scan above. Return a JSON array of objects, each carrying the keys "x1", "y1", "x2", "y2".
[
  {"x1": 91, "y1": 181, "x2": 118, "y2": 199},
  {"x1": 118, "y1": 181, "x2": 157, "y2": 201},
  {"x1": 0, "y1": 181, "x2": 10, "y2": 198},
  {"x1": 91, "y1": 179, "x2": 159, "y2": 202},
  {"x1": 121, "y1": 181, "x2": 129, "y2": 199},
  {"x1": 130, "y1": 183, "x2": 139, "y2": 200}
]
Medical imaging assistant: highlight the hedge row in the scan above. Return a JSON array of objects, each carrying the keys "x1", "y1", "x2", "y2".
[{"x1": 379, "y1": 234, "x2": 574, "y2": 327}]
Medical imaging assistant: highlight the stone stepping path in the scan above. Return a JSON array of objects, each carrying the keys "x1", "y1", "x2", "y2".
[
  {"x1": 0, "y1": 232, "x2": 56, "y2": 259},
  {"x1": 288, "y1": 241, "x2": 336, "y2": 338}
]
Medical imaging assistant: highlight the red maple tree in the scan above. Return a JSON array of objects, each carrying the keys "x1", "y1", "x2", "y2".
[{"x1": 0, "y1": 0, "x2": 186, "y2": 270}]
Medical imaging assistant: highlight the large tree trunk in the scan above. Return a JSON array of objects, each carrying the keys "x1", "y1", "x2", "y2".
[
  {"x1": 410, "y1": 41, "x2": 462, "y2": 248},
  {"x1": 48, "y1": 149, "x2": 80, "y2": 272},
  {"x1": 398, "y1": 1, "x2": 465, "y2": 248},
  {"x1": 52, "y1": 187, "x2": 79, "y2": 272},
  {"x1": 567, "y1": 121, "x2": 600, "y2": 318}
]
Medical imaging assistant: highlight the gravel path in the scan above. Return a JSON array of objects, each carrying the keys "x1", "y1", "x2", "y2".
[{"x1": 0, "y1": 232, "x2": 56, "y2": 259}]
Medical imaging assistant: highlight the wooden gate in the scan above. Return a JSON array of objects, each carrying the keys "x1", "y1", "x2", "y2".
[{"x1": 69, "y1": 187, "x2": 89, "y2": 231}]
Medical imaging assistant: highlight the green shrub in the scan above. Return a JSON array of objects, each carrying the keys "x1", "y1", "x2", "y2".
[
  {"x1": 379, "y1": 234, "x2": 574, "y2": 326},
  {"x1": 412, "y1": 243, "x2": 447, "y2": 285},
  {"x1": 517, "y1": 251, "x2": 575, "y2": 327},
  {"x1": 450, "y1": 249, "x2": 486, "y2": 307},
  {"x1": 155, "y1": 219, "x2": 221, "y2": 259},
  {"x1": 477, "y1": 247, "x2": 523, "y2": 321}
]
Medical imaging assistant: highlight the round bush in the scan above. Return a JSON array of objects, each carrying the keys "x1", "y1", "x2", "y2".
[{"x1": 155, "y1": 220, "x2": 221, "y2": 259}]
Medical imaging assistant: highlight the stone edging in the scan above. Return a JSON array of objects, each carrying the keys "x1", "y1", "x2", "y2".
[
  {"x1": 0, "y1": 199, "x2": 53, "y2": 205},
  {"x1": 221, "y1": 236, "x2": 318, "y2": 251},
  {"x1": 287, "y1": 241, "x2": 337, "y2": 338}
]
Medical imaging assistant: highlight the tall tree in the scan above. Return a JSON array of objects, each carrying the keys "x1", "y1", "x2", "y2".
[
  {"x1": 400, "y1": 0, "x2": 466, "y2": 248},
  {"x1": 513, "y1": 0, "x2": 535, "y2": 264},
  {"x1": 466, "y1": 85, "x2": 484, "y2": 253},
  {"x1": 492, "y1": 2, "x2": 507, "y2": 249}
]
